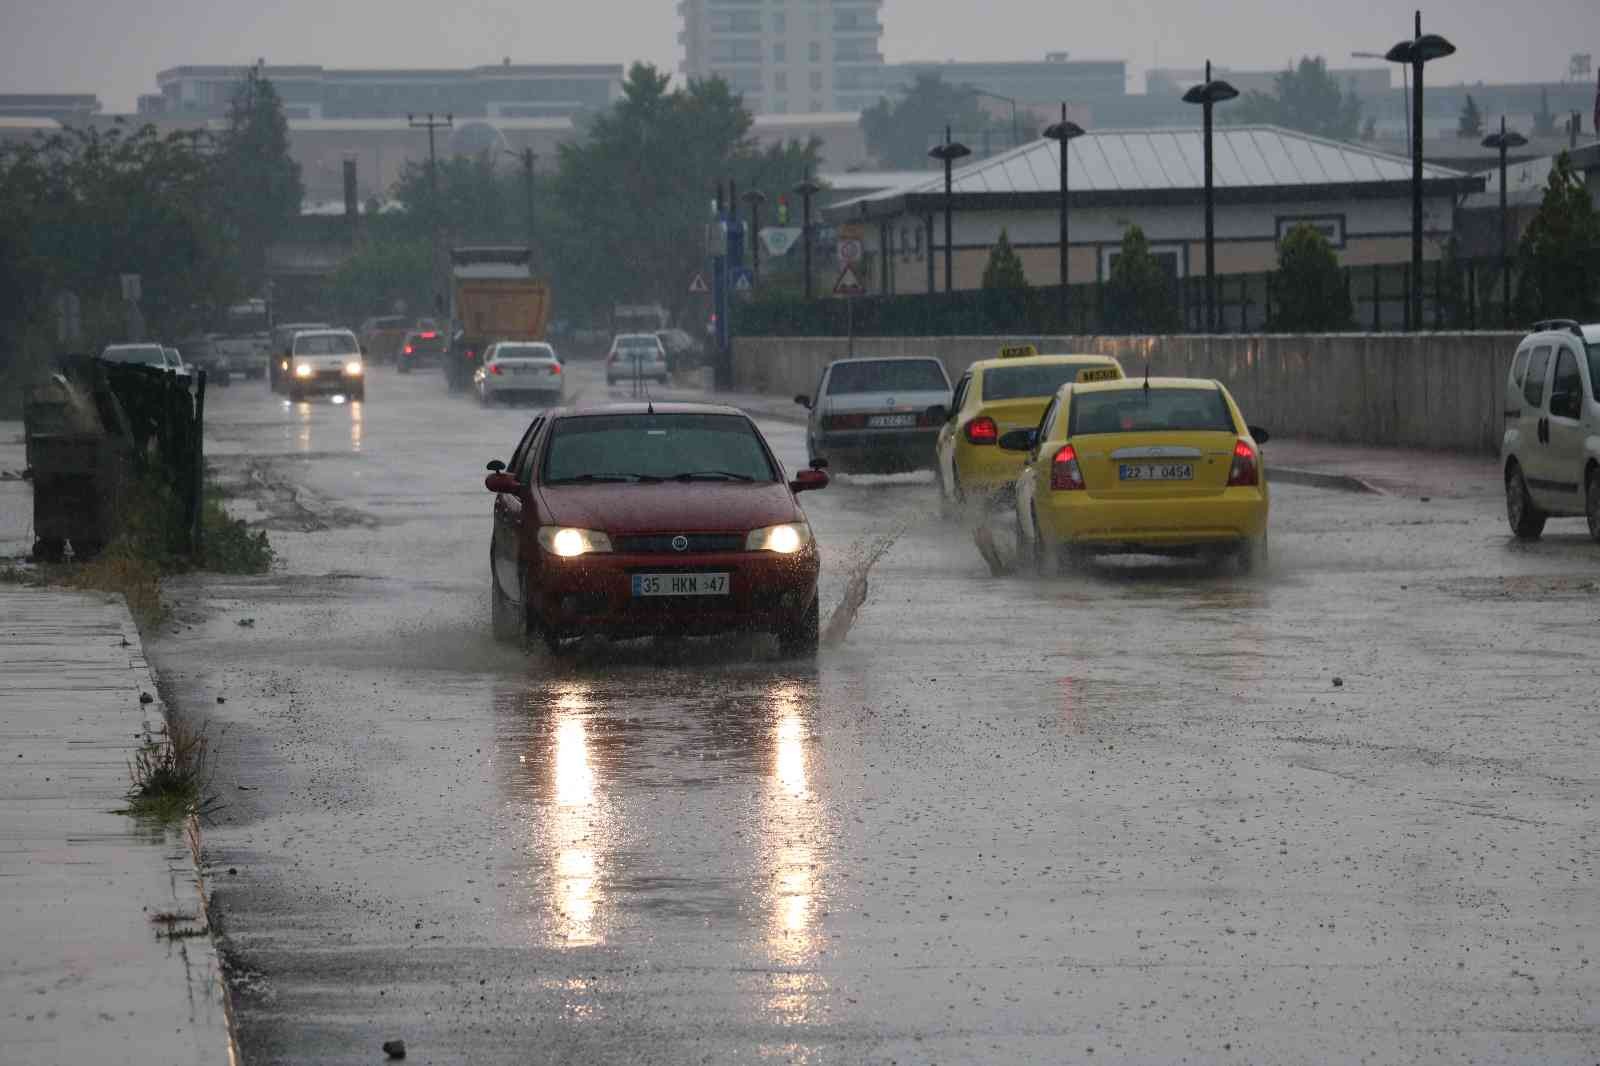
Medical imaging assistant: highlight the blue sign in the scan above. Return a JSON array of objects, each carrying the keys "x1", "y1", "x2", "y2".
[{"x1": 731, "y1": 268, "x2": 754, "y2": 293}]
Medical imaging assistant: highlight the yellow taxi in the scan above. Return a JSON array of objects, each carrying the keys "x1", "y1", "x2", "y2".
[
  {"x1": 935, "y1": 345, "x2": 1123, "y2": 508},
  {"x1": 1007, "y1": 376, "x2": 1270, "y2": 572}
]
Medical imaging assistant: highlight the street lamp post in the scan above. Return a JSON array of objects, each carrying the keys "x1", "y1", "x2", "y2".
[
  {"x1": 1182, "y1": 62, "x2": 1239, "y2": 334},
  {"x1": 743, "y1": 189, "x2": 767, "y2": 286},
  {"x1": 1043, "y1": 105, "x2": 1086, "y2": 330},
  {"x1": 794, "y1": 174, "x2": 822, "y2": 301},
  {"x1": 1386, "y1": 11, "x2": 1456, "y2": 330},
  {"x1": 1482, "y1": 116, "x2": 1527, "y2": 327},
  {"x1": 408, "y1": 112, "x2": 454, "y2": 317},
  {"x1": 928, "y1": 127, "x2": 972, "y2": 294}
]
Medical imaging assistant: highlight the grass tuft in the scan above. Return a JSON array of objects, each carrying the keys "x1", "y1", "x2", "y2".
[
  {"x1": 124, "y1": 715, "x2": 217, "y2": 824},
  {"x1": 201, "y1": 496, "x2": 274, "y2": 574}
]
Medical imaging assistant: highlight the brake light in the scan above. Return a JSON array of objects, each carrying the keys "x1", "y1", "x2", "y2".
[
  {"x1": 964, "y1": 416, "x2": 998, "y2": 445},
  {"x1": 466, "y1": 350, "x2": 476, "y2": 360},
  {"x1": 550, "y1": 364, "x2": 562, "y2": 374},
  {"x1": 490, "y1": 364, "x2": 503, "y2": 376},
  {"x1": 420, "y1": 331, "x2": 437, "y2": 340},
  {"x1": 1227, "y1": 439, "x2": 1259, "y2": 487},
  {"x1": 403, "y1": 344, "x2": 413, "y2": 355},
  {"x1": 1050, "y1": 444, "x2": 1086, "y2": 491}
]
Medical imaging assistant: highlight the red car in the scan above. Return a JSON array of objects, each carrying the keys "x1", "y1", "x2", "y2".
[{"x1": 485, "y1": 403, "x2": 829, "y2": 655}]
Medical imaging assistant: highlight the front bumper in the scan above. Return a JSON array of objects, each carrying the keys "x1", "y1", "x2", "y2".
[
  {"x1": 531, "y1": 548, "x2": 819, "y2": 638},
  {"x1": 1042, "y1": 489, "x2": 1268, "y2": 550},
  {"x1": 290, "y1": 370, "x2": 364, "y2": 393}
]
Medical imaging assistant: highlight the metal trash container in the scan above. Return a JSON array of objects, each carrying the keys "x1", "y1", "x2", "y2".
[{"x1": 22, "y1": 382, "x2": 128, "y2": 562}]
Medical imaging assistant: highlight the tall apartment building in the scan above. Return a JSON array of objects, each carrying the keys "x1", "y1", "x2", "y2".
[{"x1": 679, "y1": 0, "x2": 886, "y2": 114}]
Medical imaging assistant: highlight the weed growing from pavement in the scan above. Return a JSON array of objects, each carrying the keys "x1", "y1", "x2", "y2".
[
  {"x1": 200, "y1": 493, "x2": 275, "y2": 574},
  {"x1": 123, "y1": 714, "x2": 218, "y2": 824}
]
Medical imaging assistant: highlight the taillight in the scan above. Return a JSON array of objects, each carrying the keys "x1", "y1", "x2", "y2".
[
  {"x1": 490, "y1": 364, "x2": 503, "y2": 376},
  {"x1": 403, "y1": 344, "x2": 413, "y2": 355},
  {"x1": 1228, "y1": 440, "x2": 1259, "y2": 487},
  {"x1": 964, "y1": 416, "x2": 998, "y2": 445},
  {"x1": 1050, "y1": 444, "x2": 1086, "y2": 491},
  {"x1": 420, "y1": 331, "x2": 437, "y2": 340},
  {"x1": 824, "y1": 413, "x2": 868, "y2": 430},
  {"x1": 550, "y1": 364, "x2": 562, "y2": 374},
  {"x1": 466, "y1": 350, "x2": 476, "y2": 360}
]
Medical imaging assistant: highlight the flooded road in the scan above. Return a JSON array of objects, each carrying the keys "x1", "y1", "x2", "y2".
[{"x1": 153, "y1": 362, "x2": 1600, "y2": 1064}]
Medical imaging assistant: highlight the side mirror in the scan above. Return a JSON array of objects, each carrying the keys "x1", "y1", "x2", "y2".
[
  {"x1": 924, "y1": 404, "x2": 948, "y2": 424},
  {"x1": 1248, "y1": 426, "x2": 1271, "y2": 445},
  {"x1": 794, "y1": 394, "x2": 812, "y2": 409},
  {"x1": 790, "y1": 468, "x2": 830, "y2": 493},
  {"x1": 998, "y1": 428, "x2": 1038, "y2": 452},
  {"x1": 486, "y1": 460, "x2": 506, "y2": 473},
  {"x1": 485, "y1": 472, "x2": 522, "y2": 494}
]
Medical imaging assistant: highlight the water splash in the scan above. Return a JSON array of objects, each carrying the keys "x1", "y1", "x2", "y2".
[{"x1": 821, "y1": 522, "x2": 909, "y2": 648}]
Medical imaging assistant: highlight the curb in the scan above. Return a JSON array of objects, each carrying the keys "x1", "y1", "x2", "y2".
[{"x1": 1272, "y1": 467, "x2": 1384, "y2": 495}]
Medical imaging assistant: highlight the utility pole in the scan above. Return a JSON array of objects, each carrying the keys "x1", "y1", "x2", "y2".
[
  {"x1": 794, "y1": 173, "x2": 822, "y2": 301},
  {"x1": 409, "y1": 112, "x2": 453, "y2": 318},
  {"x1": 743, "y1": 190, "x2": 767, "y2": 286},
  {"x1": 509, "y1": 147, "x2": 537, "y2": 264}
]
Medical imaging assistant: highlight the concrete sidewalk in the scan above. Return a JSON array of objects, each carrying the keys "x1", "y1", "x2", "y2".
[
  {"x1": 656, "y1": 378, "x2": 1503, "y2": 500},
  {"x1": 0, "y1": 587, "x2": 234, "y2": 1065}
]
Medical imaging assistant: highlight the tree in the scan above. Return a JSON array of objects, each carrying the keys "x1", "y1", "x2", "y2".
[
  {"x1": 860, "y1": 73, "x2": 1007, "y2": 169},
  {"x1": 1104, "y1": 226, "x2": 1179, "y2": 333},
  {"x1": 213, "y1": 70, "x2": 304, "y2": 293},
  {"x1": 1271, "y1": 223, "x2": 1352, "y2": 332},
  {"x1": 981, "y1": 229, "x2": 1027, "y2": 291},
  {"x1": 1516, "y1": 152, "x2": 1600, "y2": 321},
  {"x1": 1229, "y1": 57, "x2": 1363, "y2": 141},
  {"x1": 1457, "y1": 94, "x2": 1484, "y2": 139}
]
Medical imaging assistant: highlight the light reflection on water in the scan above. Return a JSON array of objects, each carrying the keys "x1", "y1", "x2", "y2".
[
  {"x1": 548, "y1": 684, "x2": 604, "y2": 948},
  {"x1": 761, "y1": 682, "x2": 830, "y2": 1022}
]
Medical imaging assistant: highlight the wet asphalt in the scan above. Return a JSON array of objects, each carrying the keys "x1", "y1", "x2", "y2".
[{"x1": 150, "y1": 361, "x2": 1600, "y2": 1064}]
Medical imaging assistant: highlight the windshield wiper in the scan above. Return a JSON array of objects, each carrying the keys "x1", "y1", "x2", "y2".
[
  {"x1": 546, "y1": 473, "x2": 661, "y2": 484},
  {"x1": 671, "y1": 470, "x2": 757, "y2": 482}
]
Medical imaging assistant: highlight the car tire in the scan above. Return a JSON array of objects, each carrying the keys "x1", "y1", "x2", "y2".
[
  {"x1": 1587, "y1": 468, "x2": 1600, "y2": 545},
  {"x1": 32, "y1": 537, "x2": 65, "y2": 564},
  {"x1": 1506, "y1": 462, "x2": 1547, "y2": 540},
  {"x1": 288, "y1": 385, "x2": 303, "y2": 402},
  {"x1": 777, "y1": 596, "x2": 820, "y2": 658},
  {"x1": 1029, "y1": 506, "x2": 1055, "y2": 576},
  {"x1": 397, "y1": 361, "x2": 412, "y2": 375}
]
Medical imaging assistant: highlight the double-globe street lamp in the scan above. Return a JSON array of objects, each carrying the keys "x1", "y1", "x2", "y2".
[
  {"x1": 1481, "y1": 116, "x2": 1528, "y2": 328},
  {"x1": 928, "y1": 127, "x2": 972, "y2": 294},
  {"x1": 1043, "y1": 106, "x2": 1086, "y2": 329},
  {"x1": 1182, "y1": 63, "x2": 1239, "y2": 334},
  {"x1": 1385, "y1": 11, "x2": 1456, "y2": 330}
]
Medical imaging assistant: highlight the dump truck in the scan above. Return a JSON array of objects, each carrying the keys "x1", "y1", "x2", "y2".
[{"x1": 445, "y1": 246, "x2": 552, "y2": 392}]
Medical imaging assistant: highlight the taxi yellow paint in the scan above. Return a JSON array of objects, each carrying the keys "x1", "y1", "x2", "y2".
[
  {"x1": 936, "y1": 352, "x2": 1125, "y2": 505},
  {"x1": 1012, "y1": 377, "x2": 1270, "y2": 570}
]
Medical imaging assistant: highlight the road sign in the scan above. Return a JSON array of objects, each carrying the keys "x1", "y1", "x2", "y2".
[
  {"x1": 688, "y1": 272, "x2": 710, "y2": 295},
  {"x1": 731, "y1": 268, "x2": 754, "y2": 294},
  {"x1": 833, "y1": 265, "x2": 866, "y2": 297},
  {"x1": 760, "y1": 227, "x2": 802, "y2": 258},
  {"x1": 839, "y1": 222, "x2": 865, "y2": 242},
  {"x1": 836, "y1": 238, "x2": 864, "y2": 268}
]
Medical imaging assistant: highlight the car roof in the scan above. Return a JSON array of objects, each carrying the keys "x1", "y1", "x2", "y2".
[
  {"x1": 968, "y1": 353, "x2": 1120, "y2": 374},
  {"x1": 1524, "y1": 322, "x2": 1600, "y2": 344},
  {"x1": 293, "y1": 328, "x2": 356, "y2": 339},
  {"x1": 552, "y1": 402, "x2": 749, "y2": 419},
  {"x1": 824, "y1": 355, "x2": 944, "y2": 367},
  {"x1": 1067, "y1": 376, "x2": 1222, "y2": 396},
  {"x1": 104, "y1": 343, "x2": 163, "y2": 351}
]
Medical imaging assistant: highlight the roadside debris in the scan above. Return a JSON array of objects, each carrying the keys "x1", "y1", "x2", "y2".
[{"x1": 383, "y1": 1039, "x2": 407, "y2": 1059}]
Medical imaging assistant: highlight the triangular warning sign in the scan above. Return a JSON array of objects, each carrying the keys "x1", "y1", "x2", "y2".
[
  {"x1": 688, "y1": 272, "x2": 710, "y2": 294},
  {"x1": 832, "y1": 264, "x2": 865, "y2": 296},
  {"x1": 733, "y1": 270, "x2": 754, "y2": 293}
]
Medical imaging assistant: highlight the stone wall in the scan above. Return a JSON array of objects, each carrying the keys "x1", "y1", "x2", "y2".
[{"x1": 733, "y1": 332, "x2": 1523, "y2": 453}]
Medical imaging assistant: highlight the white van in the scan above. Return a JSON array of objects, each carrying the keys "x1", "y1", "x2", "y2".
[{"x1": 1501, "y1": 319, "x2": 1600, "y2": 540}]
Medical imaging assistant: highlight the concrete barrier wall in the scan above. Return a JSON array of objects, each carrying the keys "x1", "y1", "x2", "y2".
[{"x1": 733, "y1": 332, "x2": 1523, "y2": 453}]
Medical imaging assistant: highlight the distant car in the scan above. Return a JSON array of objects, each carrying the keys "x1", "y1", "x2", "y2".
[
  {"x1": 177, "y1": 335, "x2": 232, "y2": 386},
  {"x1": 474, "y1": 342, "x2": 564, "y2": 406},
  {"x1": 656, "y1": 328, "x2": 704, "y2": 371},
  {"x1": 1009, "y1": 376, "x2": 1270, "y2": 573},
  {"x1": 936, "y1": 346, "x2": 1125, "y2": 508},
  {"x1": 483, "y1": 403, "x2": 829, "y2": 655},
  {"x1": 396, "y1": 329, "x2": 447, "y2": 373},
  {"x1": 269, "y1": 322, "x2": 331, "y2": 392},
  {"x1": 286, "y1": 329, "x2": 365, "y2": 402},
  {"x1": 99, "y1": 343, "x2": 187, "y2": 376},
  {"x1": 795, "y1": 356, "x2": 952, "y2": 474},
  {"x1": 1500, "y1": 319, "x2": 1600, "y2": 541},
  {"x1": 606, "y1": 333, "x2": 669, "y2": 386},
  {"x1": 359, "y1": 315, "x2": 412, "y2": 364}
]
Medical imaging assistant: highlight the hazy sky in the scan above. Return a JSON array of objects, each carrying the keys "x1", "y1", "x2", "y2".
[{"x1": 6, "y1": 0, "x2": 1598, "y2": 112}]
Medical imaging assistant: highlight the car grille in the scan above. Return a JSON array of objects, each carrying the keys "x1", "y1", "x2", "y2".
[{"x1": 614, "y1": 533, "x2": 745, "y2": 554}]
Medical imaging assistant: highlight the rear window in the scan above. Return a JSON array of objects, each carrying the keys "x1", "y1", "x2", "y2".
[
  {"x1": 543, "y1": 413, "x2": 777, "y2": 484},
  {"x1": 1069, "y1": 388, "x2": 1235, "y2": 435},
  {"x1": 825, "y1": 360, "x2": 948, "y2": 395},
  {"x1": 100, "y1": 346, "x2": 166, "y2": 366},
  {"x1": 295, "y1": 334, "x2": 359, "y2": 356},
  {"x1": 494, "y1": 344, "x2": 556, "y2": 361},
  {"x1": 983, "y1": 363, "x2": 1103, "y2": 402}
]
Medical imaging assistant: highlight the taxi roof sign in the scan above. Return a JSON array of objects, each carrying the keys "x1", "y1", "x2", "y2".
[
  {"x1": 1076, "y1": 365, "x2": 1122, "y2": 383},
  {"x1": 998, "y1": 344, "x2": 1038, "y2": 360}
]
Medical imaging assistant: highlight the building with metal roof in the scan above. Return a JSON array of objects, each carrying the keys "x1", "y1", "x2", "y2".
[{"x1": 824, "y1": 124, "x2": 1484, "y2": 301}]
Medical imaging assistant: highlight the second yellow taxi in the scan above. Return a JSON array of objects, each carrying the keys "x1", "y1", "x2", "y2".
[
  {"x1": 935, "y1": 345, "x2": 1123, "y2": 509},
  {"x1": 1006, "y1": 376, "x2": 1271, "y2": 572}
]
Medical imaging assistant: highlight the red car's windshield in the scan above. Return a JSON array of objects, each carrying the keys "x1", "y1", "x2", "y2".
[{"x1": 543, "y1": 413, "x2": 778, "y2": 484}]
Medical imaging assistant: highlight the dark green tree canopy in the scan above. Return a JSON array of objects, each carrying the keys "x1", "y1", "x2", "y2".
[
  {"x1": 214, "y1": 71, "x2": 304, "y2": 291},
  {"x1": 1271, "y1": 223, "x2": 1353, "y2": 332},
  {"x1": 860, "y1": 74, "x2": 1008, "y2": 169},
  {"x1": 1517, "y1": 152, "x2": 1600, "y2": 321},
  {"x1": 1229, "y1": 57, "x2": 1363, "y2": 141},
  {"x1": 981, "y1": 229, "x2": 1028, "y2": 291},
  {"x1": 1105, "y1": 225, "x2": 1180, "y2": 334},
  {"x1": 1457, "y1": 94, "x2": 1484, "y2": 139}
]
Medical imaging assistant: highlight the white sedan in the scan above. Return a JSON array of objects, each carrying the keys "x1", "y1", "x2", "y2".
[{"x1": 474, "y1": 342, "x2": 565, "y2": 406}]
